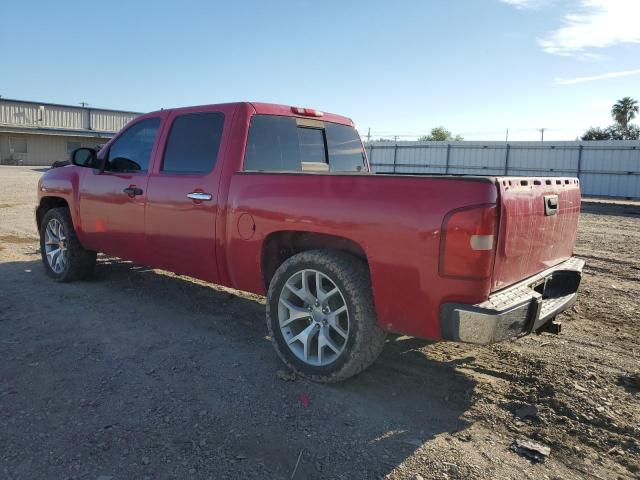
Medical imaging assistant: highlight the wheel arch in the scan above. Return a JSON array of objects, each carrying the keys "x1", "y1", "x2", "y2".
[
  {"x1": 36, "y1": 196, "x2": 70, "y2": 232},
  {"x1": 261, "y1": 231, "x2": 368, "y2": 291}
]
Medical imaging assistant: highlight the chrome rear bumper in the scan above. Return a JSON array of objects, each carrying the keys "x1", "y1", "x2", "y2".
[{"x1": 440, "y1": 257, "x2": 585, "y2": 344}]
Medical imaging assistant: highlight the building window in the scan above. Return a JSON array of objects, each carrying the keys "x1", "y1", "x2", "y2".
[
  {"x1": 66, "y1": 141, "x2": 81, "y2": 153},
  {"x1": 9, "y1": 137, "x2": 27, "y2": 154}
]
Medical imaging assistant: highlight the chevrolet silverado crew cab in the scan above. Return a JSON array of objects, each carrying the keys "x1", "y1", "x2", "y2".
[{"x1": 36, "y1": 102, "x2": 584, "y2": 382}]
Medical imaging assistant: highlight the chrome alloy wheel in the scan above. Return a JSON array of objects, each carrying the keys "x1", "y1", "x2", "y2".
[
  {"x1": 44, "y1": 218, "x2": 67, "y2": 274},
  {"x1": 278, "y1": 269, "x2": 350, "y2": 366}
]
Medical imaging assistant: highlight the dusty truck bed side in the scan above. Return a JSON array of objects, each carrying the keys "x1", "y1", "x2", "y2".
[
  {"x1": 222, "y1": 171, "x2": 581, "y2": 341},
  {"x1": 222, "y1": 172, "x2": 498, "y2": 340}
]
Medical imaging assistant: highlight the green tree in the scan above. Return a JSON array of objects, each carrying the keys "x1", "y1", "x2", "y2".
[
  {"x1": 614, "y1": 124, "x2": 640, "y2": 140},
  {"x1": 581, "y1": 126, "x2": 612, "y2": 141},
  {"x1": 581, "y1": 124, "x2": 640, "y2": 141},
  {"x1": 418, "y1": 126, "x2": 463, "y2": 141},
  {"x1": 611, "y1": 97, "x2": 639, "y2": 130},
  {"x1": 582, "y1": 97, "x2": 640, "y2": 140}
]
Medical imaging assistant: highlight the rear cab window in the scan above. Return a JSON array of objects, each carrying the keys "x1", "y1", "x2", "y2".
[{"x1": 243, "y1": 115, "x2": 366, "y2": 173}]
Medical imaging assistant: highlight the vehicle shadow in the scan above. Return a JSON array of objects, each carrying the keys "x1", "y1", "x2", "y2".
[{"x1": 1, "y1": 254, "x2": 478, "y2": 480}]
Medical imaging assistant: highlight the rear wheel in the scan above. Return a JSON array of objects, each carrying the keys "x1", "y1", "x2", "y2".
[
  {"x1": 40, "y1": 207, "x2": 96, "y2": 282},
  {"x1": 266, "y1": 250, "x2": 386, "y2": 383}
]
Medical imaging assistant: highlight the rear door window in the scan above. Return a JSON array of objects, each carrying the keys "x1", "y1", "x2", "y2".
[
  {"x1": 162, "y1": 112, "x2": 225, "y2": 174},
  {"x1": 243, "y1": 114, "x2": 365, "y2": 173}
]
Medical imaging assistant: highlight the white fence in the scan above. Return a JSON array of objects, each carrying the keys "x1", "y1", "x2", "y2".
[{"x1": 365, "y1": 140, "x2": 640, "y2": 199}]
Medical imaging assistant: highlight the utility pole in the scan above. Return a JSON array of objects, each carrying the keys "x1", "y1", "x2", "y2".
[
  {"x1": 539, "y1": 128, "x2": 545, "y2": 142},
  {"x1": 505, "y1": 128, "x2": 509, "y2": 142},
  {"x1": 367, "y1": 128, "x2": 371, "y2": 143},
  {"x1": 80, "y1": 102, "x2": 89, "y2": 108}
]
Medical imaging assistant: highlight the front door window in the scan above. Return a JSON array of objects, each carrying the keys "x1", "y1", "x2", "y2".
[{"x1": 105, "y1": 118, "x2": 160, "y2": 172}]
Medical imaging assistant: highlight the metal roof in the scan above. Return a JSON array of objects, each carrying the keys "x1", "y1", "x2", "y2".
[
  {"x1": 0, "y1": 125, "x2": 115, "y2": 138},
  {"x1": 0, "y1": 97, "x2": 142, "y2": 115},
  {"x1": 0, "y1": 98, "x2": 141, "y2": 135}
]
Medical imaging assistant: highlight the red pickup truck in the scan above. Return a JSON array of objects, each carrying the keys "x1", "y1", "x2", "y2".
[{"x1": 36, "y1": 102, "x2": 584, "y2": 382}]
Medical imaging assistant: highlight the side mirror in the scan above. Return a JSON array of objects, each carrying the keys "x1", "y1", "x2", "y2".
[{"x1": 71, "y1": 147, "x2": 98, "y2": 168}]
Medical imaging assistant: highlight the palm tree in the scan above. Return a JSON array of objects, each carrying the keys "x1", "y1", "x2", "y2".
[{"x1": 611, "y1": 97, "x2": 639, "y2": 130}]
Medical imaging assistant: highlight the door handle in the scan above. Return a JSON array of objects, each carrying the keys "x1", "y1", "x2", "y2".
[
  {"x1": 544, "y1": 194, "x2": 558, "y2": 216},
  {"x1": 187, "y1": 192, "x2": 213, "y2": 201},
  {"x1": 123, "y1": 186, "x2": 143, "y2": 196}
]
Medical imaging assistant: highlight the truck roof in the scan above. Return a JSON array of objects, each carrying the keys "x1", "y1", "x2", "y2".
[{"x1": 146, "y1": 102, "x2": 354, "y2": 126}]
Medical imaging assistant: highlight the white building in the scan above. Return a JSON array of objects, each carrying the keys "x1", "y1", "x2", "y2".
[{"x1": 0, "y1": 98, "x2": 140, "y2": 166}]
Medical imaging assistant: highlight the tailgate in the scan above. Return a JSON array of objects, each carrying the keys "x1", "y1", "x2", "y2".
[{"x1": 492, "y1": 177, "x2": 580, "y2": 291}]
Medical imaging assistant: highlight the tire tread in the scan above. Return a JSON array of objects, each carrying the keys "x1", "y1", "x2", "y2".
[
  {"x1": 266, "y1": 250, "x2": 387, "y2": 383},
  {"x1": 40, "y1": 207, "x2": 96, "y2": 282}
]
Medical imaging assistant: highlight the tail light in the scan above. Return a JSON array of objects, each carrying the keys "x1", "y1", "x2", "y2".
[
  {"x1": 291, "y1": 106, "x2": 324, "y2": 117},
  {"x1": 439, "y1": 204, "x2": 497, "y2": 280}
]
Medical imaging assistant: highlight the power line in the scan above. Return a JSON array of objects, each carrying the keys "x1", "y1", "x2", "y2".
[{"x1": 360, "y1": 126, "x2": 592, "y2": 141}]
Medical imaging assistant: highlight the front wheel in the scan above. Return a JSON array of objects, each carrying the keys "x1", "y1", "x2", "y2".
[
  {"x1": 40, "y1": 207, "x2": 96, "y2": 282},
  {"x1": 266, "y1": 250, "x2": 386, "y2": 383}
]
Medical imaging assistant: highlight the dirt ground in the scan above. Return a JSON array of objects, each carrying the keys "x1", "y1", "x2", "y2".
[{"x1": 1, "y1": 166, "x2": 638, "y2": 480}]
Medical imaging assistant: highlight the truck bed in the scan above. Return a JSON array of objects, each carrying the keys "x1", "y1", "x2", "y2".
[
  {"x1": 225, "y1": 171, "x2": 580, "y2": 339},
  {"x1": 374, "y1": 172, "x2": 581, "y2": 292}
]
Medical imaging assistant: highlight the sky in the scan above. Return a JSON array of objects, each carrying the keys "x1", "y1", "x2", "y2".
[{"x1": 1, "y1": 0, "x2": 639, "y2": 141}]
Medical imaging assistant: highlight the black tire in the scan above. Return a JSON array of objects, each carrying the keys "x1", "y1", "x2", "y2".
[
  {"x1": 39, "y1": 207, "x2": 96, "y2": 282},
  {"x1": 266, "y1": 250, "x2": 387, "y2": 383}
]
